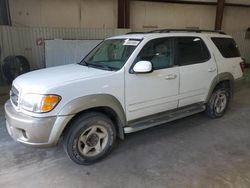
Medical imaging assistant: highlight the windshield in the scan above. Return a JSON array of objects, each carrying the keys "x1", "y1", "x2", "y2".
[{"x1": 80, "y1": 38, "x2": 141, "y2": 70}]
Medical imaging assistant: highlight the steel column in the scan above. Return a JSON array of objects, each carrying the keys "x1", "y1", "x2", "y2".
[{"x1": 215, "y1": 0, "x2": 225, "y2": 30}]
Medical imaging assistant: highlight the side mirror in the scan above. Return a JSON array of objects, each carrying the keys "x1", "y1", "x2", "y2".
[{"x1": 133, "y1": 61, "x2": 153, "y2": 73}]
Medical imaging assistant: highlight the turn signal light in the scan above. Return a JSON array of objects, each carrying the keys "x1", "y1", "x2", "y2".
[{"x1": 41, "y1": 95, "x2": 61, "y2": 112}]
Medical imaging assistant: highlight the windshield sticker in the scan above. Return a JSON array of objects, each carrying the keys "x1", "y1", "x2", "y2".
[{"x1": 123, "y1": 39, "x2": 140, "y2": 46}]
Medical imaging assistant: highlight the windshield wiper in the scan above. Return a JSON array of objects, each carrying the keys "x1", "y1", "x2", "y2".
[
  {"x1": 87, "y1": 62, "x2": 116, "y2": 71},
  {"x1": 78, "y1": 60, "x2": 89, "y2": 66},
  {"x1": 79, "y1": 60, "x2": 117, "y2": 71}
]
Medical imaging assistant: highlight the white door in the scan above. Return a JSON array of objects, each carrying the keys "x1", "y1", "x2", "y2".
[
  {"x1": 125, "y1": 38, "x2": 179, "y2": 121},
  {"x1": 175, "y1": 36, "x2": 217, "y2": 107}
]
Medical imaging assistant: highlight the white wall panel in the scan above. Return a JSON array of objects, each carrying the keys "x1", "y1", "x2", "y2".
[
  {"x1": 9, "y1": 0, "x2": 117, "y2": 28},
  {"x1": 45, "y1": 40, "x2": 102, "y2": 67},
  {"x1": 130, "y1": 1, "x2": 216, "y2": 30},
  {"x1": 223, "y1": 6, "x2": 250, "y2": 31}
]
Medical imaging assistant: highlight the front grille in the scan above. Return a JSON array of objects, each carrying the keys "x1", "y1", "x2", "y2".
[{"x1": 10, "y1": 85, "x2": 19, "y2": 107}]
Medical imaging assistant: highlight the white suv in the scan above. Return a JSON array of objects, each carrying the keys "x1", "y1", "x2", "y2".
[{"x1": 5, "y1": 29, "x2": 244, "y2": 164}]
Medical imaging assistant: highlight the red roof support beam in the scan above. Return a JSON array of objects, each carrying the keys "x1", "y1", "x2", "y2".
[
  {"x1": 118, "y1": 0, "x2": 130, "y2": 28},
  {"x1": 215, "y1": 0, "x2": 225, "y2": 30}
]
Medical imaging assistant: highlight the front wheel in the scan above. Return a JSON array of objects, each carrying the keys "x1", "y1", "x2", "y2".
[
  {"x1": 63, "y1": 112, "x2": 116, "y2": 165},
  {"x1": 205, "y1": 86, "x2": 230, "y2": 118}
]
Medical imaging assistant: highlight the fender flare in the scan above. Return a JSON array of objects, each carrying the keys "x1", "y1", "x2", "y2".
[
  {"x1": 58, "y1": 94, "x2": 126, "y2": 139},
  {"x1": 205, "y1": 72, "x2": 234, "y2": 103}
]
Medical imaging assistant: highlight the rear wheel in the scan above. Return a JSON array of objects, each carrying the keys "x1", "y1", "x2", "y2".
[
  {"x1": 63, "y1": 112, "x2": 116, "y2": 165},
  {"x1": 205, "y1": 86, "x2": 230, "y2": 118}
]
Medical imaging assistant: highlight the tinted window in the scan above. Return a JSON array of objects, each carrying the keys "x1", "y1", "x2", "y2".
[
  {"x1": 175, "y1": 37, "x2": 210, "y2": 66},
  {"x1": 211, "y1": 37, "x2": 240, "y2": 58},
  {"x1": 135, "y1": 38, "x2": 174, "y2": 70}
]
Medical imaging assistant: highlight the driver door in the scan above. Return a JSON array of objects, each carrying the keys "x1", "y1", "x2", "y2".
[{"x1": 125, "y1": 37, "x2": 180, "y2": 121}]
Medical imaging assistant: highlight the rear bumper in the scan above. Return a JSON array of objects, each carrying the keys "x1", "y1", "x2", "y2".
[{"x1": 5, "y1": 100, "x2": 73, "y2": 147}]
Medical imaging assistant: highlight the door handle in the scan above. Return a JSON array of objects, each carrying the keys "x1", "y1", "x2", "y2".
[
  {"x1": 165, "y1": 74, "x2": 177, "y2": 80},
  {"x1": 208, "y1": 67, "x2": 217, "y2": 72}
]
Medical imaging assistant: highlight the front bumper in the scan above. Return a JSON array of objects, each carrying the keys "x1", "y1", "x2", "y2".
[{"x1": 4, "y1": 100, "x2": 73, "y2": 147}]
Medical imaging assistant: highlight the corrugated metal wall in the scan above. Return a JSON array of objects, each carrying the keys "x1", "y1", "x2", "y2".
[
  {"x1": 0, "y1": 26, "x2": 131, "y2": 69},
  {"x1": 1, "y1": 26, "x2": 249, "y2": 69},
  {"x1": 0, "y1": 26, "x2": 131, "y2": 85},
  {"x1": 0, "y1": 26, "x2": 249, "y2": 85},
  {"x1": 227, "y1": 31, "x2": 250, "y2": 64}
]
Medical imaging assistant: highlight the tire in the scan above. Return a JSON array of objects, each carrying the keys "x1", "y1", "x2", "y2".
[
  {"x1": 2, "y1": 55, "x2": 30, "y2": 84},
  {"x1": 63, "y1": 112, "x2": 116, "y2": 165},
  {"x1": 205, "y1": 86, "x2": 230, "y2": 118}
]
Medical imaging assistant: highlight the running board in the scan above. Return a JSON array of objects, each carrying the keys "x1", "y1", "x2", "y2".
[{"x1": 124, "y1": 104, "x2": 206, "y2": 133}]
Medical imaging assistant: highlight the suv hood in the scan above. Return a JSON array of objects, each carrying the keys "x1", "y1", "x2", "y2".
[{"x1": 13, "y1": 64, "x2": 112, "y2": 93}]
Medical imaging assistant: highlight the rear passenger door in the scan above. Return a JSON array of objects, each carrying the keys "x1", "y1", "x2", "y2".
[{"x1": 174, "y1": 36, "x2": 217, "y2": 107}]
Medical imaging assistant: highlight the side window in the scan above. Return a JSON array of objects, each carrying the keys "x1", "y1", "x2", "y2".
[
  {"x1": 175, "y1": 37, "x2": 210, "y2": 66},
  {"x1": 211, "y1": 37, "x2": 240, "y2": 58},
  {"x1": 135, "y1": 38, "x2": 174, "y2": 70}
]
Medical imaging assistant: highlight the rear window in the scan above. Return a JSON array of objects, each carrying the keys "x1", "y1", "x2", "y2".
[{"x1": 211, "y1": 37, "x2": 240, "y2": 58}]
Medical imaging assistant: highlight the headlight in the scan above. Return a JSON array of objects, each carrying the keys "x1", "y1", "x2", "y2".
[{"x1": 21, "y1": 94, "x2": 61, "y2": 113}]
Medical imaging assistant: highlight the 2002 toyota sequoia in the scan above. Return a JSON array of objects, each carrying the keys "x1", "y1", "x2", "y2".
[{"x1": 5, "y1": 29, "x2": 244, "y2": 164}]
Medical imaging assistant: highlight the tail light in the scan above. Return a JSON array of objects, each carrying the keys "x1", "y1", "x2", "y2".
[{"x1": 240, "y1": 61, "x2": 246, "y2": 73}]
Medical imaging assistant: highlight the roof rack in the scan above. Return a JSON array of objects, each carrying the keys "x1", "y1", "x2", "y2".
[
  {"x1": 125, "y1": 31, "x2": 146, "y2": 34},
  {"x1": 126, "y1": 29, "x2": 226, "y2": 35},
  {"x1": 149, "y1": 29, "x2": 226, "y2": 34}
]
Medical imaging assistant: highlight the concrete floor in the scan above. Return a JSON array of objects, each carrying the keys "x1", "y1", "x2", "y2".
[{"x1": 0, "y1": 70, "x2": 250, "y2": 188}]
